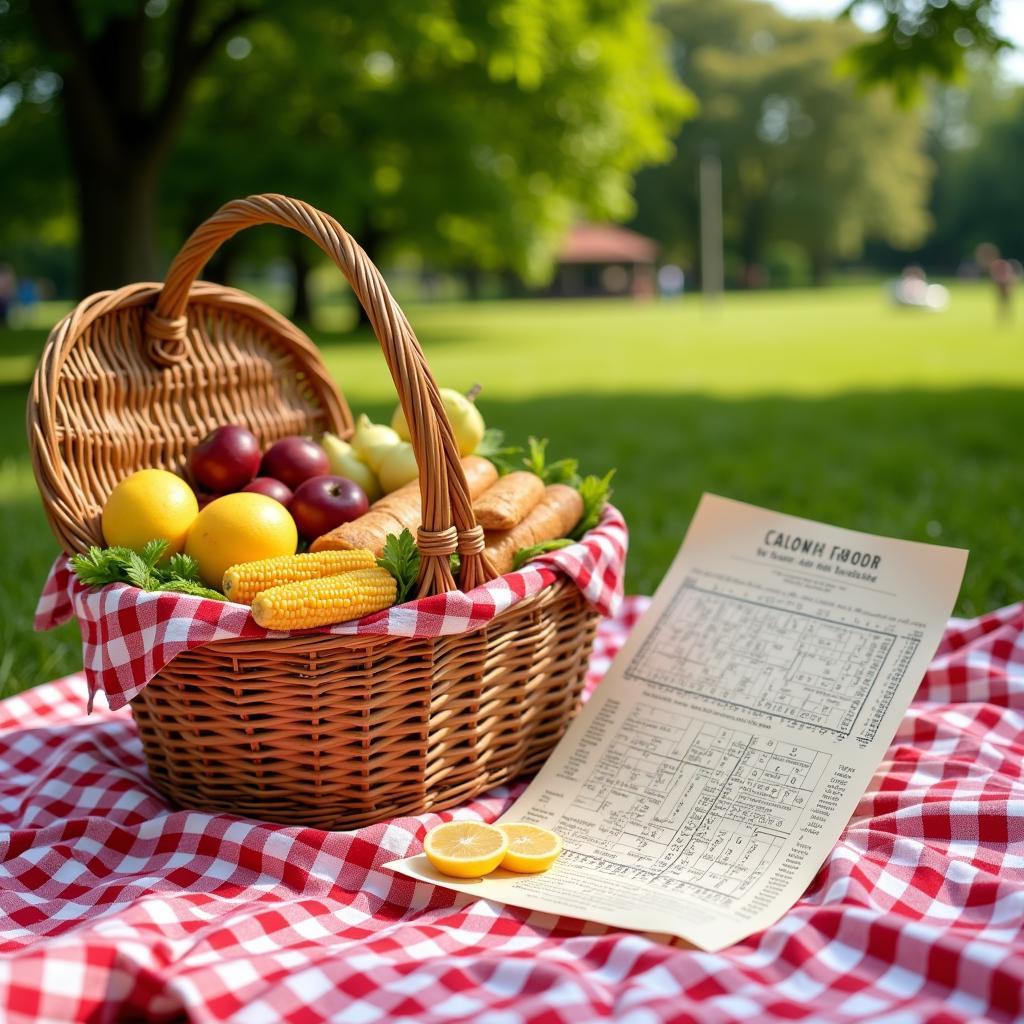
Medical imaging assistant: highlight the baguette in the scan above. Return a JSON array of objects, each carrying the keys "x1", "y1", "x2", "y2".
[
  {"x1": 484, "y1": 484, "x2": 584, "y2": 574},
  {"x1": 472, "y1": 471, "x2": 545, "y2": 531},
  {"x1": 311, "y1": 455, "x2": 499, "y2": 555}
]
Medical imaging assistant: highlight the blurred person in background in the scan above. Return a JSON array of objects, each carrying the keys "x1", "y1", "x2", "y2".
[
  {"x1": 657, "y1": 264, "x2": 685, "y2": 299},
  {"x1": 975, "y1": 243, "x2": 1018, "y2": 322},
  {"x1": 990, "y1": 258, "x2": 1017, "y2": 322},
  {"x1": 889, "y1": 265, "x2": 949, "y2": 311},
  {"x1": 0, "y1": 264, "x2": 15, "y2": 328},
  {"x1": 16, "y1": 276, "x2": 39, "y2": 318}
]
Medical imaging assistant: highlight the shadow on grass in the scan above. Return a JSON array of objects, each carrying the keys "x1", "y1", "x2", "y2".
[
  {"x1": 2, "y1": 384, "x2": 1021, "y2": 694},
  {"x1": 359, "y1": 387, "x2": 1024, "y2": 613}
]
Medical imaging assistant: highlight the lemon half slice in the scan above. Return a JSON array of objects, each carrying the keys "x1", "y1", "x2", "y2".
[
  {"x1": 496, "y1": 823, "x2": 563, "y2": 874},
  {"x1": 423, "y1": 822, "x2": 509, "y2": 878}
]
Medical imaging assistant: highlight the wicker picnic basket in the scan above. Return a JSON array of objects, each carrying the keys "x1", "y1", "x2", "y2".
[{"x1": 27, "y1": 194, "x2": 600, "y2": 829}]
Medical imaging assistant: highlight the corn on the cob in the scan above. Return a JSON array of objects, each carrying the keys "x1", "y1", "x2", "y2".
[
  {"x1": 223, "y1": 549, "x2": 376, "y2": 604},
  {"x1": 251, "y1": 567, "x2": 397, "y2": 629}
]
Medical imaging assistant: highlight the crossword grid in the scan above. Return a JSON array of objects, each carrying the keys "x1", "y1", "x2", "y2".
[
  {"x1": 625, "y1": 584, "x2": 896, "y2": 735},
  {"x1": 557, "y1": 703, "x2": 830, "y2": 902}
]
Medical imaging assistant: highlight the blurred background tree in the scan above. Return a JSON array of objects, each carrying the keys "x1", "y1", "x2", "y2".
[
  {"x1": 632, "y1": 0, "x2": 932, "y2": 286},
  {"x1": 166, "y1": 2, "x2": 691, "y2": 319},
  {"x1": 1, "y1": 0, "x2": 1020, "y2": 302},
  {"x1": 3, "y1": 0, "x2": 257, "y2": 291},
  {"x1": 842, "y1": 0, "x2": 1011, "y2": 101},
  {"x1": 924, "y1": 69, "x2": 1024, "y2": 263},
  {"x1": 0, "y1": 0, "x2": 691, "y2": 298}
]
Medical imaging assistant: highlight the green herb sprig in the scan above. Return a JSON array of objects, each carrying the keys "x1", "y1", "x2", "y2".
[
  {"x1": 377, "y1": 530, "x2": 420, "y2": 604},
  {"x1": 523, "y1": 436, "x2": 581, "y2": 487},
  {"x1": 572, "y1": 469, "x2": 615, "y2": 540},
  {"x1": 512, "y1": 538, "x2": 575, "y2": 570},
  {"x1": 377, "y1": 529, "x2": 463, "y2": 600},
  {"x1": 71, "y1": 540, "x2": 225, "y2": 600},
  {"x1": 475, "y1": 428, "x2": 523, "y2": 475}
]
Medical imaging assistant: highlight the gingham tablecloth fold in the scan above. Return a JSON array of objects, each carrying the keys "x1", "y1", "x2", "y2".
[
  {"x1": 1, "y1": 598, "x2": 1023, "y2": 1023},
  {"x1": 34, "y1": 504, "x2": 627, "y2": 711}
]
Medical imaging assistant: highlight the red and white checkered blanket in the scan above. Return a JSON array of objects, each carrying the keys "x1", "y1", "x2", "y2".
[
  {"x1": 2, "y1": 597, "x2": 1023, "y2": 1023},
  {"x1": 34, "y1": 506, "x2": 627, "y2": 712}
]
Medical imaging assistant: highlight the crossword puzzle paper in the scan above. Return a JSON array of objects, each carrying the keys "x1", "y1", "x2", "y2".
[{"x1": 388, "y1": 494, "x2": 968, "y2": 950}]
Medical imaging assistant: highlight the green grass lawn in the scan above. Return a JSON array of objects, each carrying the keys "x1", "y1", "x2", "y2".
[{"x1": 2, "y1": 282, "x2": 1022, "y2": 696}]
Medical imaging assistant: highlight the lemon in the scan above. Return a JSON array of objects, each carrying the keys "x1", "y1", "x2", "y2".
[
  {"x1": 185, "y1": 492, "x2": 297, "y2": 590},
  {"x1": 423, "y1": 821, "x2": 509, "y2": 879},
  {"x1": 102, "y1": 469, "x2": 199, "y2": 559},
  {"x1": 495, "y1": 823, "x2": 563, "y2": 873}
]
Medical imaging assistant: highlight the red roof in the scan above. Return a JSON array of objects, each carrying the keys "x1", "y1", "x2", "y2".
[{"x1": 558, "y1": 223, "x2": 659, "y2": 264}]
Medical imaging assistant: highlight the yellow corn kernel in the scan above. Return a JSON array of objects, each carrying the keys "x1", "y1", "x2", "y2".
[
  {"x1": 223, "y1": 549, "x2": 376, "y2": 604},
  {"x1": 251, "y1": 567, "x2": 397, "y2": 629}
]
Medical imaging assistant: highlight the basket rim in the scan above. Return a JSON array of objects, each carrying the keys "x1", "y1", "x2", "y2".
[
  {"x1": 27, "y1": 279, "x2": 352, "y2": 556},
  {"x1": 142, "y1": 575, "x2": 582, "y2": 660}
]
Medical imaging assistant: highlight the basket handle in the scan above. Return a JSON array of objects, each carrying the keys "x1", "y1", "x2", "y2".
[{"x1": 148, "y1": 194, "x2": 497, "y2": 596}]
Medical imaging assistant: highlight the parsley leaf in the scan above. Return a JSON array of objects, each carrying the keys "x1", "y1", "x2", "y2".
[
  {"x1": 572, "y1": 470, "x2": 615, "y2": 539},
  {"x1": 512, "y1": 538, "x2": 575, "y2": 570},
  {"x1": 377, "y1": 529, "x2": 421, "y2": 604},
  {"x1": 70, "y1": 546, "x2": 125, "y2": 587},
  {"x1": 156, "y1": 579, "x2": 225, "y2": 601},
  {"x1": 166, "y1": 552, "x2": 202, "y2": 582},
  {"x1": 475, "y1": 428, "x2": 523, "y2": 475},
  {"x1": 522, "y1": 436, "x2": 581, "y2": 487},
  {"x1": 70, "y1": 539, "x2": 225, "y2": 600}
]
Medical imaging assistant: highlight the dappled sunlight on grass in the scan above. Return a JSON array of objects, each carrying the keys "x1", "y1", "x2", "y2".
[{"x1": 312, "y1": 283, "x2": 1024, "y2": 400}]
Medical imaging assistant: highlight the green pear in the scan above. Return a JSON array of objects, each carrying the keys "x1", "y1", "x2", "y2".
[
  {"x1": 390, "y1": 402, "x2": 412, "y2": 442},
  {"x1": 390, "y1": 388, "x2": 485, "y2": 458},
  {"x1": 378, "y1": 441, "x2": 420, "y2": 493},
  {"x1": 351, "y1": 413, "x2": 402, "y2": 473},
  {"x1": 321, "y1": 431, "x2": 382, "y2": 501}
]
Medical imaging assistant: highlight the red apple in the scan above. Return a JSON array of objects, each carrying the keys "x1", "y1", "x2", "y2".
[
  {"x1": 242, "y1": 477, "x2": 294, "y2": 506},
  {"x1": 189, "y1": 425, "x2": 261, "y2": 493},
  {"x1": 290, "y1": 475, "x2": 369, "y2": 540},
  {"x1": 260, "y1": 436, "x2": 330, "y2": 490}
]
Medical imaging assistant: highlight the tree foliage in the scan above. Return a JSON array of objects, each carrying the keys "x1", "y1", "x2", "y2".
[
  {"x1": 632, "y1": 0, "x2": 933, "y2": 284},
  {"x1": 918, "y1": 68, "x2": 1024, "y2": 265},
  {"x1": 0, "y1": 0, "x2": 690, "y2": 295},
  {"x1": 167, "y1": 2, "x2": 692, "y2": 282},
  {"x1": 841, "y1": 0, "x2": 1012, "y2": 103},
  {"x1": 1, "y1": 0, "x2": 259, "y2": 290}
]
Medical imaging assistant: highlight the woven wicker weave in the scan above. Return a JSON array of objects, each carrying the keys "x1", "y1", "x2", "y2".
[{"x1": 28, "y1": 194, "x2": 600, "y2": 828}]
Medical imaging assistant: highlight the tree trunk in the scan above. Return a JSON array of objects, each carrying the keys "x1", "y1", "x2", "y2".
[
  {"x1": 810, "y1": 252, "x2": 831, "y2": 286},
  {"x1": 739, "y1": 199, "x2": 765, "y2": 289},
  {"x1": 353, "y1": 222, "x2": 383, "y2": 331},
  {"x1": 500, "y1": 269, "x2": 527, "y2": 298},
  {"x1": 463, "y1": 266, "x2": 483, "y2": 300},
  {"x1": 75, "y1": 154, "x2": 162, "y2": 294},
  {"x1": 289, "y1": 237, "x2": 313, "y2": 326},
  {"x1": 30, "y1": 0, "x2": 254, "y2": 297}
]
